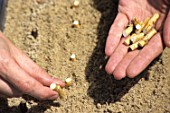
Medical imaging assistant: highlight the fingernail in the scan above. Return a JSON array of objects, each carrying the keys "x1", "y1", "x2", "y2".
[
  {"x1": 48, "y1": 94, "x2": 58, "y2": 100},
  {"x1": 167, "y1": 41, "x2": 170, "y2": 48}
]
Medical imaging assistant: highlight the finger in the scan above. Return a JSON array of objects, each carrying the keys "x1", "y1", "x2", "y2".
[
  {"x1": 0, "y1": 55, "x2": 58, "y2": 100},
  {"x1": 113, "y1": 50, "x2": 139, "y2": 80},
  {"x1": 163, "y1": 10, "x2": 170, "y2": 47},
  {"x1": 12, "y1": 48, "x2": 65, "y2": 87},
  {"x1": 0, "y1": 76, "x2": 22, "y2": 97},
  {"x1": 105, "y1": 39, "x2": 129, "y2": 74},
  {"x1": 105, "y1": 13, "x2": 128, "y2": 56},
  {"x1": 127, "y1": 33, "x2": 163, "y2": 78}
]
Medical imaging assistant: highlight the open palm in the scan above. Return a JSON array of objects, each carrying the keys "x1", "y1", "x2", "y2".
[{"x1": 105, "y1": 0, "x2": 170, "y2": 80}]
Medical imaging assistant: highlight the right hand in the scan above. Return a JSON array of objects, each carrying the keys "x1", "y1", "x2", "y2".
[{"x1": 105, "y1": 0, "x2": 170, "y2": 80}]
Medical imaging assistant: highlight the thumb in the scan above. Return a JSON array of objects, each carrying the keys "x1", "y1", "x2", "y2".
[{"x1": 163, "y1": 10, "x2": 170, "y2": 47}]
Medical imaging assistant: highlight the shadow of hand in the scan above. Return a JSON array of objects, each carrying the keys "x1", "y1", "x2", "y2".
[{"x1": 85, "y1": 0, "x2": 145, "y2": 105}]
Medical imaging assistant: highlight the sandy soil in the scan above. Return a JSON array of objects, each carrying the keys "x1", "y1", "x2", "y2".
[{"x1": 0, "y1": 0, "x2": 169, "y2": 113}]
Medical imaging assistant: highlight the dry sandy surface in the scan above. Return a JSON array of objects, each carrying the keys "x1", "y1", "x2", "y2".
[{"x1": 0, "y1": 0, "x2": 169, "y2": 113}]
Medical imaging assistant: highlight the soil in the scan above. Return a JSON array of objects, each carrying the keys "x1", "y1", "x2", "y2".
[{"x1": 0, "y1": 0, "x2": 170, "y2": 113}]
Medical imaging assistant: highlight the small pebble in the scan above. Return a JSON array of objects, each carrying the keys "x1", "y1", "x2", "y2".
[
  {"x1": 84, "y1": 83, "x2": 87, "y2": 87},
  {"x1": 99, "y1": 65, "x2": 103, "y2": 69}
]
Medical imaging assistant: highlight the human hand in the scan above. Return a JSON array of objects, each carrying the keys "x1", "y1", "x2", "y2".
[
  {"x1": 0, "y1": 32, "x2": 65, "y2": 100},
  {"x1": 105, "y1": 0, "x2": 170, "y2": 80}
]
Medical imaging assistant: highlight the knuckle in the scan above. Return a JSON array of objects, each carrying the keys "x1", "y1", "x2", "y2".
[
  {"x1": 33, "y1": 67, "x2": 44, "y2": 75},
  {"x1": 156, "y1": 42, "x2": 163, "y2": 51},
  {"x1": 20, "y1": 80, "x2": 36, "y2": 94},
  {"x1": 0, "y1": 50, "x2": 11, "y2": 73}
]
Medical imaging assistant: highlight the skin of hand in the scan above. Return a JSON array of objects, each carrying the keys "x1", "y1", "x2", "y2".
[
  {"x1": 0, "y1": 32, "x2": 65, "y2": 100},
  {"x1": 105, "y1": 0, "x2": 170, "y2": 80}
]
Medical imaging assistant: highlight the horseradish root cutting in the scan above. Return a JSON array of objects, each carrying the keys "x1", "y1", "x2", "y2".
[
  {"x1": 50, "y1": 83, "x2": 65, "y2": 99},
  {"x1": 50, "y1": 78, "x2": 73, "y2": 99},
  {"x1": 123, "y1": 13, "x2": 159, "y2": 51}
]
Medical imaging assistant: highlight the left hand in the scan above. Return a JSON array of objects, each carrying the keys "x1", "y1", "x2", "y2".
[{"x1": 0, "y1": 32, "x2": 65, "y2": 100}]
